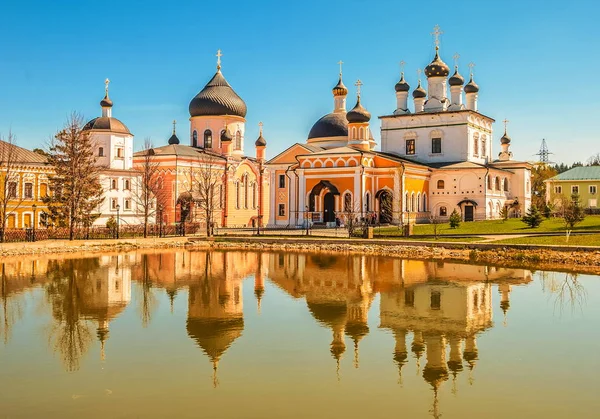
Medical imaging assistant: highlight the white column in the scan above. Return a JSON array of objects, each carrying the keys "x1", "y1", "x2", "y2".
[
  {"x1": 393, "y1": 169, "x2": 400, "y2": 223},
  {"x1": 298, "y1": 170, "x2": 305, "y2": 224},
  {"x1": 269, "y1": 171, "x2": 276, "y2": 226}
]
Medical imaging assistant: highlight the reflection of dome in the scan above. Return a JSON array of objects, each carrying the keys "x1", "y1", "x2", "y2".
[
  {"x1": 81, "y1": 302, "x2": 129, "y2": 321},
  {"x1": 308, "y1": 113, "x2": 348, "y2": 140},
  {"x1": 447, "y1": 359, "x2": 464, "y2": 374},
  {"x1": 424, "y1": 49, "x2": 450, "y2": 77},
  {"x1": 186, "y1": 318, "x2": 244, "y2": 362},
  {"x1": 346, "y1": 98, "x2": 371, "y2": 123},
  {"x1": 423, "y1": 366, "x2": 449, "y2": 389},
  {"x1": 189, "y1": 70, "x2": 247, "y2": 118},
  {"x1": 307, "y1": 302, "x2": 347, "y2": 327},
  {"x1": 83, "y1": 117, "x2": 131, "y2": 135}
]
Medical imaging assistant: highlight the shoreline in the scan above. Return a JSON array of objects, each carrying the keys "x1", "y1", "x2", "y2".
[{"x1": 0, "y1": 236, "x2": 599, "y2": 275}]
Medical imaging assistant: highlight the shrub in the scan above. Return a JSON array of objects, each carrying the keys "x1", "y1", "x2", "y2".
[
  {"x1": 522, "y1": 205, "x2": 543, "y2": 228},
  {"x1": 449, "y1": 209, "x2": 461, "y2": 229}
]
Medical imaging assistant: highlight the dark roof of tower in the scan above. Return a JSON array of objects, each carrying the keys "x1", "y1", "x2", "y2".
[
  {"x1": 424, "y1": 48, "x2": 450, "y2": 77},
  {"x1": 449, "y1": 67, "x2": 465, "y2": 86},
  {"x1": 189, "y1": 70, "x2": 247, "y2": 118},
  {"x1": 168, "y1": 133, "x2": 180, "y2": 145},
  {"x1": 464, "y1": 75, "x2": 480, "y2": 93},
  {"x1": 332, "y1": 75, "x2": 348, "y2": 96},
  {"x1": 308, "y1": 112, "x2": 348, "y2": 139},
  {"x1": 346, "y1": 97, "x2": 371, "y2": 123},
  {"x1": 500, "y1": 132, "x2": 511, "y2": 145},
  {"x1": 395, "y1": 73, "x2": 410, "y2": 92},
  {"x1": 255, "y1": 134, "x2": 267, "y2": 147},
  {"x1": 100, "y1": 94, "x2": 113, "y2": 108},
  {"x1": 83, "y1": 117, "x2": 131, "y2": 135},
  {"x1": 413, "y1": 81, "x2": 427, "y2": 98}
]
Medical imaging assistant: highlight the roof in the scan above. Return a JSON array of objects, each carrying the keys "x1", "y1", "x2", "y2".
[
  {"x1": 0, "y1": 140, "x2": 48, "y2": 165},
  {"x1": 308, "y1": 112, "x2": 348, "y2": 139},
  {"x1": 134, "y1": 144, "x2": 226, "y2": 160},
  {"x1": 189, "y1": 70, "x2": 247, "y2": 118},
  {"x1": 266, "y1": 143, "x2": 324, "y2": 165},
  {"x1": 83, "y1": 116, "x2": 131, "y2": 135},
  {"x1": 550, "y1": 166, "x2": 600, "y2": 181}
]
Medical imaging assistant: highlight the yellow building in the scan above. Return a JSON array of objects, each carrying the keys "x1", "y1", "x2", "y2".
[
  {"x1": 0, "y1": 140, "x2": 52, "y2": 230},
  {"x1": 545, "y1": 166, "x2": 600, "y2": 209}
]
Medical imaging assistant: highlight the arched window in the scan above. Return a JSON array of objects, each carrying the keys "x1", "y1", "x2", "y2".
[
  {"x1": 404, "y1": 192, "x2": 409, "y2": 211},
  {"x1": 422, "y1": 194, "x2": 427, "y2": 212},
  {"x1": 437, "y1": 180, "x2": 445, "y2": 189},
  {"x1": 111, "y1": 179, "x2": 117, "y2": 190},
  {"x1": 417, "y1": 193, "x2": 421, "y2": 212},
  {"x1": 481, "y1": 136, "x2": 487, "y2": 157},
  {"x1": 99, "y1": 147, "x2": 104, "y2": 157},
  {"x1": 365, "y1": 192, "x2": 371, "y2": 211},
  {"x1": 124, "y1": 179, "x2": 130, "y2": 190},
  {"x1": 244, "y1": 175, "x2": 249, "y2": 209},
  {"x1": 439, "y1": 206, "x2": 447, "y2": 216},
  {"x1": 204, "y1": 130, "x2": 212, "y2": 148},
  {"x1": 359, "y1": 127, "x2": 364, "y2": 139},
  {"x1": 352, "y1": 127, "x2": 357, "y2": 140},
  {"x1": 504, "y1": 178, "x2": 509, "y2": 192},
  {"x1": 495, "y1": 177, "x2": 500, "y2": 190},
  {"x1": 473, "y1": 134, "x2": 479, "y2": 157},
  {"x1": 487, "y1": 176, "x2": 492, "y2": 190},
  {"x1": 192, "y1": 130, "x2": 198, "y2": 147},
  {"x1": 235, "y1": 131, "x2": 242, "y2": 150},
  {"x1": 236, "y1": 182, "x2": 240, "y2": 208},
  {"x1": 344, "y1": 193, "x2": 352, "y2": 212},
  {"x1": 252, "y1": 182, "x2": 257, "y2": 209},
  {"x1": 411, "y1": 193, "x2": 416, "y2": 212}
]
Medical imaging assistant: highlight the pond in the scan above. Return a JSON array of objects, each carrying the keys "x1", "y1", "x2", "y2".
[{"x1": 0, "y1": 250, "x2": 598, "y2": 418}]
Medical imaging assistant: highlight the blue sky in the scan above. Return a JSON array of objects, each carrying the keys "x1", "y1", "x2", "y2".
[{"x1": 0, "y1": 0, "x2": 598, "y2": 164}]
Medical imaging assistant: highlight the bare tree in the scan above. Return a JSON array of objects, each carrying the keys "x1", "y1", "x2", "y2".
[
  {"x1": 0, "y1": 131, "x2": 24, "y2": 242},
  {"x1": 44, "y1": 113, "x2": 104, "y2": 240},
  {"x1": 133, "y1": 138, "x2": 161, "y2": 238},
  {"x1": 189, "y1": 152, "x2": 225, "y2": 237}
]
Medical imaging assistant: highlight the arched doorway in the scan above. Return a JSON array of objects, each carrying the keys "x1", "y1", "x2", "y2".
[
  {"x1": 376, "y1": 189, "x2": 393, "y2": 224},
  {"x1": 323, "y1": 193, "x2": 335, "y2": 222}
]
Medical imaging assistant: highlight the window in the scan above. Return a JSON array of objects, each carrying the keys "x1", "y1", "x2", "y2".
[
  {"x1": 7, "y1": 182, "x2": 17, "y2": 198},
  {"x1": 192, "y1": 130, "x2": 198, "y2": 147},
  {"x1": 111, "y1": 179, "x2": 118, "y2": 190},
  {"x1": 481, "y1": 136, "x2": 487, "y2": 156},
  {"x1": 278, "y1": 204, "x2": 285, "y2": 217},
  {"x1": 404, "y1": 290, "x2": 415, "y2": 307},
  {"x1": 235, "y1": 131, "x2": 242, "y2": 150},
  {"x1": 430, "y1": 291, "x2": 441, "y2": 310},
  {"x1": 422, "y1": 194, "x2": 427, "y2": 212},
  {"x1": 252, "y1": 182, "x2": 257, "y2": 209},
  {"x1": 40, "y1": 183, "x2": 48, "y2": 197},
  {"x1": 504, "y1": 178, "x2": 509, "y2": 192},
  {"x1": 24, "y1": 183, "x2": 33, "y2": 199},
  {"x1": 431, "y1": 137, "x2": 442, "y2": 154},
  {"x1": 487, "y1": 176, "x2": 492, "y2": 190},
  {"x1": 572, "y1": 185, "x2": 579, "y2": 194},
  {"x1": 405, "y1": 139, "x2": 415, "y2": 155},
  {"x1": 116, "y1": 147, "x2": 124, "y2": 158},
  {"x1": 111, "y1": 198, "x2": 118, "y2": 210},
  {"x1": 244, "y1": 175, "x2": 249, "y2": 209},
  {"x1": 437, "y1": 180, "x2": 445, "y2": 189},
  {"x1": 473, "y1": 135, "x2": 479, "y2": 156},
  {"x1": 590, "y1": 185, "x2": 597, "y2": 194},
  {"x1": 99, "y1": 147, "x2": 104, "y2": 157},
  {"x1": 279, "y1": 174, "x2": 286, "y2": 188},
  {"x1": 554, "y1": 186, "x2": 562, "y2": 194},
  {"x1": 204, "y1": 130, "x2": 212, "y2": 148},
  {"x1": 124, "y1": 179, "x2": 131, "y2": 190},
  {"x1": 495, "y1": 177, "x2": 500, "y2": 190},
  {"x1": 236, "y1": 182, "x2": 240, "y2": 208},
  {"x1": 124, "y1": 199, "x2": 131, "y2": 210},
  {"x1": 439, "y1": 206, "x2": 447, "y2": 217},
  {"x1": 344, "y1": 193, "x2": 352, "y2": 212},
  {"x1": 365, "y1": 192, "x2": 371, "y2": 211}
]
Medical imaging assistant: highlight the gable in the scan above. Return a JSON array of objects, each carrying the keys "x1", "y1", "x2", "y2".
[{"x1": 267, "y1": 143, "x2": 322, "y2": 165}]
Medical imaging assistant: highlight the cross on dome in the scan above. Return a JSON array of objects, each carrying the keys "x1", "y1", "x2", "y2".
[
  {"x1": 417, "y1": 68, "x2": 422, "y2": 82},
  {"x1": 468, "y1": 62, "x2": 476, "y2": 77},
  {"x1": 503, "y1": 118, "x2": 509, "y2": 133},
  {"x1": 104, "y1": 78, "x2": 110, "y2": 96},
  {"x1": 258, "y1": 121, "x2": 263, "y2": 135},
  {"x1": 354, "y1": 79, "x2": 363, "y2": 97},
  {"x1": 172, "y1": 119, "x2": 177, "y2": 134},
  {"x1": 399, "y1": 60, "x2": 406, "y2": 75},
  {"x1": 338, "y1": 60, "x2": 344, "y2": 76},
  {"x1": 216, "y1": 49, "x2": 223, "y2": 70},
  {"x1": 453, "y1": 53, "x2": 460, "y2": 68},
  {"x1": 431, "y1": 24, "x2": 443, "y2": 49}
]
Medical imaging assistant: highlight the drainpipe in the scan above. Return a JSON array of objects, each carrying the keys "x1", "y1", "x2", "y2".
[
  {"x1": 285, "y1": 166, "x2": 297, "y2": 227},
  {"x1": 484, "y1": 167, "x2": 490, "y2": 220}
]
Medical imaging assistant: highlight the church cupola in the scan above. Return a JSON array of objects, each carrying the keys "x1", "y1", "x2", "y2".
[
  {"x1": 413, "y1": 74, "x2": 427, "y2": 113},
  {"x1": 394, "y1": 61, "x2": 411, "y2": 115},
  {"x1": 332, "y1": 61, "x2": 348, "y2": 112},
  {"x1": 220, "y1": 123, "x2": 233, "y2": 157},
  {"x1": 448, "y1": 55, "x2": 465, "y2": 111},
  {"x1": 255, "y1": 121, "x2": 267, "y2": 161},
  {"x1": 347, "y1": 80, "x2": 372, "y2": 151},
  {"x1": 464, "y1": 64, "x2": 480, "y2": 111},
  {"x1": 424, "y1": 25, "x2": 450, "y2": 112},
  {"x1": 498, "y1": 119, "x2": 513, "y2": 161},
  {"x1": 168, "y1": 120, "x2": 180, "y2": 145}
]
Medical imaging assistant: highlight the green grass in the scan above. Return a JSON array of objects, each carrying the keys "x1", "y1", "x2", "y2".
[
  {"x1": 394, "y1": 236, "x2": 484, "y2": 243},
  {"x1": 494, "y1": 235, "x2": 600, "y2": 247},
  {"x1": 375, "y1": 216, "x2": 600, "y2": 236}
]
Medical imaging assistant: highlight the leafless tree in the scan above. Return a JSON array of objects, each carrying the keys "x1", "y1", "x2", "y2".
[
  {"x1": 428, "y1": 213, "x2": 442, "y2": 240},
  {"x1": 44, "y1": 113, "x2": 104, "y2": 240},
  {"x1": 133, "y1": 138, "x2": 161, "y2": 238},
  {"x1": 189, "y1": 152, "x2": 226, "y2": 237},
  {"x1": 0, "y1": 131, "x2": 24, "y2": 242}
]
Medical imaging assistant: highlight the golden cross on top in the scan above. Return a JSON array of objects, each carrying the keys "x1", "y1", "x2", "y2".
[
  {"x1": 354, "y1": 79, "x2": 363, "y2": 97},
  {"x1": 338, "y1": 60, "x2": 344, "y2": 76},
  {"x1": 468, "y1": 62, "x2": 476, "y2": 77},
  {"x1": 104, "y1": 78, "x2": 110, "y2": 95},
  {"x1": 453, "y1": 53, "x2": 460, "y2": 67},
  {"x1": 503, "y1": 118, "x2": 509, "y2": 132},
  {"x1": 216, "y1": 49, "x2": 222, "y2": 70},
  {"x1": 431, "y1": 24, "x2": 443, "y2": 48},
  {"x1": 258, "y1": 121, "x2": 263, "y2": 135},
  {"x1": 172, "y1": 119, "x2": 177, "y2": 134}
]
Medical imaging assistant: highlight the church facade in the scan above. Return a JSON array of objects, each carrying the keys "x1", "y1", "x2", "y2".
[{"x1": 268, "y1": 28, "x2": 531, "y2": 226}]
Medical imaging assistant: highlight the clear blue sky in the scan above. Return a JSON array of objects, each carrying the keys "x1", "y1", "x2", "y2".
[{"x1": 0, "y1": 0, "x2": 598, "y2": 164}]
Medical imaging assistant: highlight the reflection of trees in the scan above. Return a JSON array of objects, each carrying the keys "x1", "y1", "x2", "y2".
[
  {"x1": 45, "y1": 258, "x2": 99, "y2": 372},
  {"x1": 0, "y1": 264, "x2": 24, "y2": 344},
  {"x1": 540, "y1": 272, "x2": 587, "y2": 313},
  {"x1": 138, "y1": 254, "x2": 157, "y2": 327}
]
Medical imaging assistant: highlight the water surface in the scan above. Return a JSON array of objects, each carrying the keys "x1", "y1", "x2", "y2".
[{"x1": 1, "y1": 250, "x2": 598, "y2": 418}]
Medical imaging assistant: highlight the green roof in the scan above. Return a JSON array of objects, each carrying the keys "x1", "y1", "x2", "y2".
[{"x1": 552, "y1": 166, "x2": 600, "y2": 181}]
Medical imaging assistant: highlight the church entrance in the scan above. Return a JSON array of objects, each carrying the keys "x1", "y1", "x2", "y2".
[
  {"x1": 377, "y1": 190, "x2": 393, "y2": 224},
  {"x1": 464, "y1": 205, "x2": 474, "y2": 222},
  {"x1": 323, "y1": 192, "x2": 335, "y2": 223}
]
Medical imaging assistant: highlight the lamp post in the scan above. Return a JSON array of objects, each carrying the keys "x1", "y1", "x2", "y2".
[
  {"x1": 256, "y1": 205, "x2": 260, "y2": 236},
  {"x1": 116, "y1": 204, "x2": 120, "y2": 239},
  {"x1": 32, "y1": 204, "x2": 37, "y2": 242},
  {"x1": 305, "y1": 205, "x2": 310, "y2": 236}
]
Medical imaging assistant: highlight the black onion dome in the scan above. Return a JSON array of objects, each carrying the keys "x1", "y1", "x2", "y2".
[
  {"x1": 189, "y1": 70, "x2": 247, "y2": 118},
  {"x1": 346, "y1": 98, "x2": 371, "y2": 123},
  {"x1": 255, "y1": 134, "x2": 267, "y2": 147},
  {"x1": 168, "y1": 134, "x2": 180, "y2": 145},
  {"x1": 424, "y1": 49, "x2": 450, "y2": 77},
  {"x1": 308, "y1": 112, "x2": 348, "y2": 139},
  {"x1": 500, "y1": 132, "x2": 511, "y2": 145},
  {"x1": 449, "y1": 67, "x2": 465, "y2": 86},
  {"x1": 332, "y1": 75, "x2": 348, "y2": 96},
  {"x1": 100, "y1": 94, "x2": 113, "y2": 108},
  {"x1": 83, "y1": 117, "x2": 131, "y2": 135},
  {"x1": 464, "y1": 76, "x2": 479, "y2": 93},
  {"x1": 412, "y1": 81, "x2": 427, "y2": 98},
  {"x1": 220, "y1": 129, "x2": 232, "y2": 142},
  {"x1": 395, "y1": 73, "x2": 410, "y2": 92}
]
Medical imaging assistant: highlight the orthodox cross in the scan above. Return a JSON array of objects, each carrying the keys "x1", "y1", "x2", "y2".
[
  {"x1": 503, "y1": 118, "x2": 509, "y2": 133},
  {"x1": 468, "y1": 62, "x2": 476, "y2": 77},
  {"x1": 338, "y1": 60, "x2": 344, "y2": 76},
  {"x1": 431, "y1": 24, "x2": 443, "y2": 48},
  {"x1": 417, "y1": 68, "x2": 422, "y2": 82},
  {"x1": 258, "y1": 121, "x2": 263, "y2": 135},
  {"x1": 453, "y1": 53, "x2": 460, "y2": 68},
  {"x1": 216, "y1": 49, "x2": 222, "y2": 70},
  {"x1": 104, "y1": 78, "x2": 110, "y2": 96},
  {"x1": 399, "y1": 60, "x2": 406, "y2": 76},
  {"x1": 172, "y1": 119, "x2": 177, "y2": 134},
  {"x1": 354, "y1": 79, "x2": 363, "y2": 97}
]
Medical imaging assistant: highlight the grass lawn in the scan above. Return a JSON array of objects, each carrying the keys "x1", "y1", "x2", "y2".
[
  {"x1": 375, "y1": 215, "x2": 600, "y2": 236},
  {"x1": 395, "y1": 236, "x2": 484, "y2": 243},
  {"x1": 493, "y1": 235, "x2": 600, "y2": 247}
]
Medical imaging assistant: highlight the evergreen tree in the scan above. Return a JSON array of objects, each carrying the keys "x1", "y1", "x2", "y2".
[
  {"x1": 44, "y1": 113, "x2": 104, "y2": 240},
  {"x1": 449, "y1": 209, "x2": 461, "y2": 229},
  {"x1": 522, "y1": 205, "x2": 543, "y2": 228}
]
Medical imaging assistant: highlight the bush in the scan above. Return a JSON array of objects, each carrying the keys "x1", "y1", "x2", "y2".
[
  {"x1": 522, "y1": 205, "x2": 543, "y2": 228},
  {"x1": 449, "y1": 209, "x2": 461, "y2": 229}
]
